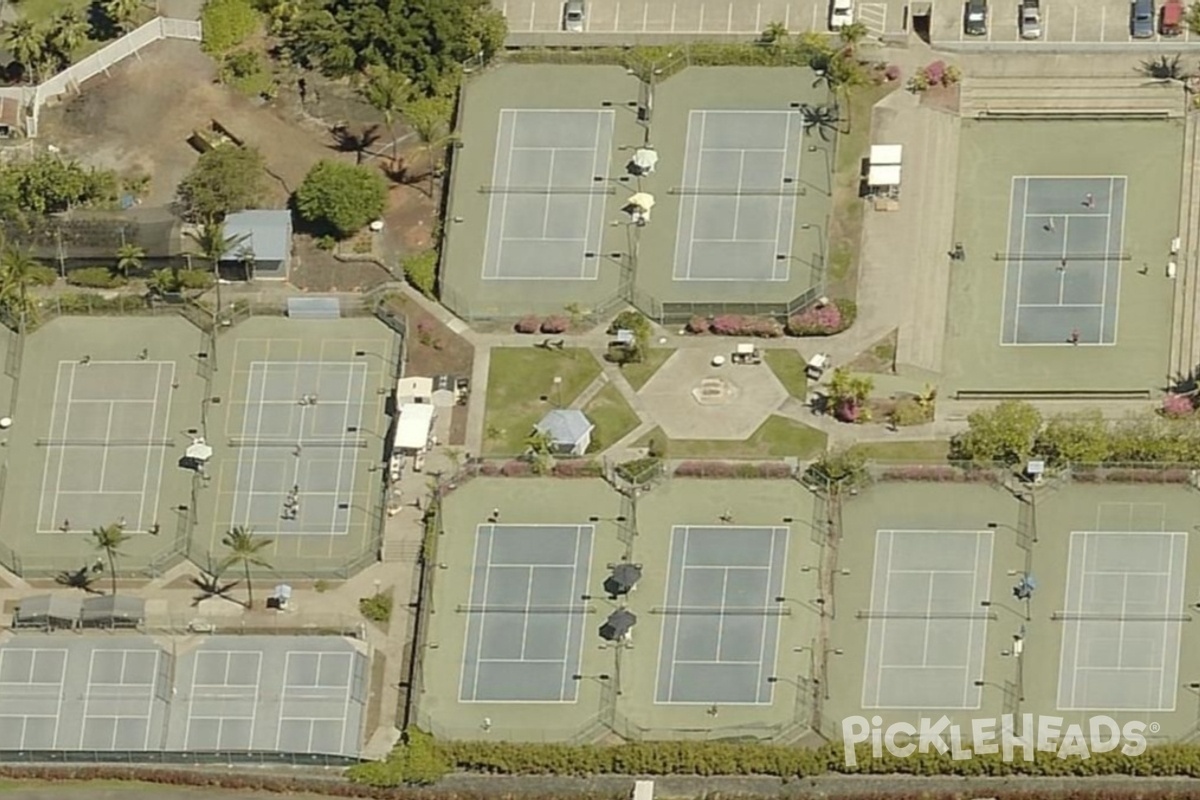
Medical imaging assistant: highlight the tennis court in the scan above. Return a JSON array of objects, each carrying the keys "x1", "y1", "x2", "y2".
[
  {"x1": 862, "y1": 529, "x2": 995, "y2": 710},
  {"x1": 459, "y1": 523, "x2": 595, "y2": 703},
  {"x1": 1056, "y1": 523, "x2": 1187, "y2": 712},
  {"x1": 36, "y1": 360, "x2": 175, "y2": 533},
  {"x1": 654, "y1": 525, "x2": 789, "y2": 704},
  {"x1": 0, "y1": 638, "x2": 170, "y2": 751},
  {"x1": 672, "y1": 110, "x2": 803, "y2": 282},
  {"x1": 225, "y1": 358, "x2": 368, "y2": 536},
  {"x1": 481, "y1": 109, "x2": 615, "y2": 281},
  {"x1": 1000, "y1": 176, "x2": 1126, "y2": 346}
]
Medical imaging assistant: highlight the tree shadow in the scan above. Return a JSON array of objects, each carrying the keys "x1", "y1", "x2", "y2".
[
  {"x1": 329, "y1": 123, "x2": 383, "y2": 166},
  {"x1": 191, "y1": 559, "x2": 243, "y2": 608},
  {"x1": 55, "y1": 563, "x2": 105, "y2": 594}
]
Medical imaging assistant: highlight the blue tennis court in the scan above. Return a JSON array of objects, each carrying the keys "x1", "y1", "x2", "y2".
[
  {"x1": 459, "y1": 524, "x2": 595, "y2": 703},
  {"x1": 1001, "y1": 176, "x2": 1126, "y2": 346},
  {"x1": 654, "y1": 526, "x2": 788, "y2": 704}
]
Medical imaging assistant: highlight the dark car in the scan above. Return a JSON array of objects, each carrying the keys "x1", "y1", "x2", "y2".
[
  {"x1": 964, "y1": 0, "x2": 988, "y2": 34},
  {"x1": 1131, "y1": 0, "x2": 1155, "y2": 37}
]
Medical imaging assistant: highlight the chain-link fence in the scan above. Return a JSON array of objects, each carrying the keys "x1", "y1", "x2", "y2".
[{"x1": 0, "y1": 749, "x2": 358, "y2": 766}]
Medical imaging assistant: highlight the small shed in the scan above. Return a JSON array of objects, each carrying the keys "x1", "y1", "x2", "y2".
[
  {"x1": 80, "y1": 594, "x2": 145, "y2": 628},
  {"x1": 222, "y1": 209, "x2": 293, "y2": 280},
  {"x1": 393, "y1": 403, "x2": 436, "y2": 453},
  {"x1": 534, "y1": 409, "x2": 594, "y2": 456},
  {"x1": 13, "y1": 594, "x2": 82, "y2": 630},
  {"x1": 396, "y1": 376, "x2": 434, "y2": 405}
]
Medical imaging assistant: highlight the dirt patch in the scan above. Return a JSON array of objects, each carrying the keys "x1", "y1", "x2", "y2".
[
  {"x1": 290, "y1": 235, "x2": 393, "y2": 292},
  {"x1": 392, "y1": 295, "x2": 474, "y2": 446},
  {"x1": 847, "y1": 328, "x2": 898, "y2": 373}
]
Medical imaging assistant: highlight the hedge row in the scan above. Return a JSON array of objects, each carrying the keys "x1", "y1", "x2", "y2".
[
  {"x1": 674, "y1": 460, "x2": 794, "y2": 478},
  {"x1": 474, "y1": 459, "x2": 604, "y2": 478}
]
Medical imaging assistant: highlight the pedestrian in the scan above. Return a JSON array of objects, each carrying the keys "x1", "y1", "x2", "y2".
[
  {"x1": 117, "y1": 516, "x2": 126, "y2": 528},
  {"x1": 1059, "y1": 258, "x2": 1068, "y2": 271},
  {"x1": 138, "y1": 348, "x2": 148, "y2": 360},
  {"x1": 61, "y1": 518, "x2": 70, "y2": 532},
  {"x1": 80, "y1": 355, "x2": 91, "y2": 365},
  {"x1": 1045, "y1": 217, "x2": 1056, "y2": 232},
  {"x1": 1084, "y1": 193, "x2": 1095, "y2": 208},
  {"x1": 1069, "y1": 328, "x2": 1080, "y2": 346},
  {"x1": 491, "y1": 507, "x2": 500, "y2": 521}
]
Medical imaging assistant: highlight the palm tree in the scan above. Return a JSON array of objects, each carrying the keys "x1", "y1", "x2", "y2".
[
  {"x1": 102, "y1": 0, "x2": 142, "y2": 33},
  {"x1": 838, "y1": 20, "x2": 870, "y2": 48},
  {"x1": 49, "y1": 8, "x2": 89, "y2": 65},
  {"x1": 799, "y1": 104, "x2": 842, "y2": 141},
  {"x1": 760, "y1": 20, "x2": 789, "y2": 46},
  {"x1": 0, "y1": 244, "x2": 45, "y2": 327},
  {"x1": 186, "y1": 221, "x2": 247, "y2": 312},
  {"x1": 92, "y1": 523, "x2": 129, "y2": 596},
  {"x1": 361, "y1": 67, "x2": 411, "y2": 172},
  {"x1": 5, "y1": 20, "x2": 46, "y2": 82},
  {"x1": 115, "y1": 242, "x2": 145, "y2": 279},
  {"x1": 220, "y1": 526, "x2": 273, "y2": 609},
  {"x1": 403, "y1": 94, "x2": 454, "y2": 197}
]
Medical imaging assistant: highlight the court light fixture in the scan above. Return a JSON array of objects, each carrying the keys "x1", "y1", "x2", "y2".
[
  {"x1": 1188, "y1": 682, "x2": 1200, "y2": 689},
  {"x1": 973, "y1": 680, "x2": 987, "y2": 687},
  {"x1": 782, "y1": 516, "x2": 794, "y2": 522}
]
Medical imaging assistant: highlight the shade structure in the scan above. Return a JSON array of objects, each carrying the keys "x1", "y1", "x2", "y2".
[
  {"x1": 867, "y1": 164, "x2": 901, "y2": 187},
  {"x1": 186, "y1": 439, "x2": 214, "y2": 462},
  {"x1": 603, "y1": 563, "x2": 642, "y2": 596},
  {"x1": 632, "y1": 148, "x2": 659, "y2": 173},
  {"x1": 14, "y1": 594, "x2": 82, "y2": 629},
  {"x1": 627, "y1": 192, "x2": 656, "y2": 211},
  {"x1": 599, "y1": 608, "x2": 637, "y2": 641},
  {"x1": 80, "y1": 594, "x2": 145, "y2": 628},
  {"x1": 870, "y1": 144, "x2": 903, "y2": 165}
]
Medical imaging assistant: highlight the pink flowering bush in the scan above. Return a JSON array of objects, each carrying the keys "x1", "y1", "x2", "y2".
[
  {"x1": 1162, "y1": 393, "x2": 1194, "y2": 418},
  {"x1": 540, "y1": 315, "x2": 569, "y2": 334},
  {"x1": 514, "y1": 315, "x2": 540, "y2": 334},
  {"x1": 710, "y1": 315, "x2": 745, "y2": 336},
  {"x1": 788, "y1": 304, "x2": 843, "y2": 336},
  {"x1": 500, "y1": 460, "x2": 533, "y2": 477},
  {"x1": 884, "y1": 64, "x2": 901, "y2": 82},
  {"x1": 686, "y1": 315, "x2": 711, "y2": 334}
]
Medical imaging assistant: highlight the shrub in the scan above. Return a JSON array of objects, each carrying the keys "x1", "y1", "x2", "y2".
[
  {"x1": 552, "y1": 459, "x2": 603, "y2": 478},
  {"x1": 477, "y1": 461, "x2": 501, "y2": 476},
  {"x1": 608, "y1": 310, "x2": 650, "y2": 336},
  {"x1": 28, "y1": 264, "x2": 57, "y2": 286},
  {"x1": 66, "y1": 267, "x2": 125, "y2": 289},
  {"x1": 402, "y1": 250, "x2": 437, "y2": 298},
  {"x1": 177, "y1": 268, "x2": 215, "y2": 290},
  {"x1": 892, "y1": 397, "x2": 930, "y2": 427},
  {"x1": 686, "y1": 315, "x2": 710, "y2": 334},
  {"x1": 357, "y1": 591, "x2": 392, "y2": 623},
  {"x1": 348, "y1": 728, "x2": 451, "y2": 787},
  {"x1": 674, "y1": 460, "x2": 792, "y2": 478},
  {"x1": 615, "y1": 456, "x2": 660, "y2": 483},
  {"x1": 540, "y1": 315, "x2": 569, "y2": 334},
  {"x1": 514, "y1": 315, "x2": 540, "y2": 334},
  {"x1": 884, "y1": 63, "x2": 901, "y2": 81},
  {"x1": 710, "y1": 314, "x2": 745, "y2": 335},
  {"x1": 200, "y1": 0, "x2": 260, "y2": 55},
  {"x1": 294, "y1": 160, "x2": 387, "y2": 238},
  {"x1": 744, "y1": 317, "x2": 784, "y2": 337},
  {"x1": 788, "y1": 303, "x2": 843, "y2": 336},
  {"x1": 500, "y1": 459, "x2": 533, "y2": 476},
  {"x1": 1162, "y1": 392, "x2": 1194, "y2": 418}
]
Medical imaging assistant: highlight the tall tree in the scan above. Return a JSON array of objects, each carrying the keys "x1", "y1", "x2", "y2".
[
  {"x1": 176, "y1": 145, "x2": 267, "y2": 223},
  {"x1": 49, "y1": 7, "x2": 90, "y2": 65},
  {"x1": 0, "y1": 244, "x2": 44, "y2": 325},
  {"x1": 294, "y1": 160, "x2": 386, "y2": 238},
  {"x1": 92, "y1": 523, "x2": 129, "y2": 597},
  {"x1": 837, "y1": 20, "x2": 870, "y2": 48},
  {"x1": 220, "y1": 526, "x2": 273, "y2": 609},
  {"x1": 115, "y1": 242, "x2": 145, "y2": 279},
  {"x1": 5, "y1": 20, "x2": 46, "y2": 82},
  {"x1": 102, "y1": 0, "x2": 143, "y2": 33},
  {"x1": 361, "y1": 66, "x2": 410, "y2": 172}
]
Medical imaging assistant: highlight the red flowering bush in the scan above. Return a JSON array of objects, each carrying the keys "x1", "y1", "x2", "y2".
[
  {"x1": 552, "y1": 459, "x2": 604, "y2": 478},
  {"x1": 710, "y1": 314, "x2": 745, "y2": 335},
  {"x1": 1162, "y1": 393, "x2": 1194, "y2": 418},
  {"x1": 514, "y1": 315, "x2": 540, "y2": 334},
  {"x1": 686, "y1": 315, "x2": 711, "y2": 334},
  {"x1": 788, "y1": 304, "x2": 843, "y2": 336},
  {"x1": 500, "y1": 460, "x2": 533, "y2": 476}
]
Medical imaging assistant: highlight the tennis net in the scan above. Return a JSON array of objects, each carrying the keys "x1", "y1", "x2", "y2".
[
  {"x1": 1051, "y1": 612, "x2": 1192, "y2": 622},
  {"x1": 36, "y1": 439, "x2": 175, "y2": 447},
  {"x1": 668, "y1": 187, "x2": 806, "y2": 196},
  {"x1": 650, "y1": 606, "x2": 791, "y2": 616},
  {"x1": 855, "y1": 610, "x2": 997, "y2": 620},
  {"x1": 992, "y1": 252, "x2": 1131, "y2": 262},
  {"x1": 228, "y1": 438, "x2": 368, "y2": 448},
  {"x1": 478, "y1": 185, "x2": 615, "y2": 195},
  {"x1": 455, "y1": 604, "x2": 596, "y2": 614}
]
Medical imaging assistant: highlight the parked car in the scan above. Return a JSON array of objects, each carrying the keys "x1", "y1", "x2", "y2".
[
  {"x1": 964, "y1": 0, "x2": 988, "y2": 34},
  {"x1": 563, "y1": 0, "x2": 585, "y2": 31},
  {"x1": 1161, "y1": 0, "x2": 1183, "y2": 34},
  {"x1": 1131, "y1": 0, "x2": 1155, "y2": 35},
  {"x1": 830, "y1": 0, "x2": 854, "y2": 29},
  {"x1": 1020, "y1": 0, "x2": 1042, "y2": 38}
]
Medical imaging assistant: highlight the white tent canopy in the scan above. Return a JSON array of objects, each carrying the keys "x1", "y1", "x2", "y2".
[
  {"x1": 628, "y1": 192, "x2": 655, "y2": 211},
  {"x1": 868, "y1": 164, "x2": 902, "y2": 187},
  {"x1": 396, "y1": 376, "x2": 433, "y2": 403},
  {"x1": 870, "y1": 144, "x2": 903, "y2": 165},
  {"x1": 393, "y1": 403, "x2": 435, "y2": 451}
]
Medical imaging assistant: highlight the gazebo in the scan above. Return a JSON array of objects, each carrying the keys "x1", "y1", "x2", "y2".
[{"x1": 534, "y1": 409, "x2": 594, "y2": 456}]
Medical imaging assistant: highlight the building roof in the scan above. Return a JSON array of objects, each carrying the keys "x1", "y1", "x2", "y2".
[
  {"x1": 80, "y1": 594, "x2": 145, "y2": 623},
  {"x1": 397, "y1": 376, "x2": 433, "y2": 401},
  {"x1": 2, "y1": 207, "x2": 183, "y2": 260},
  {"x1": 221, "y1": 209, "x2": 291, "y2": 263},
  {"x1": 535, "y1": 409, "x2": 593, "y2": 446},
  {"x1": 393, "y1": 403, "x2": 435, "y2": 450}
]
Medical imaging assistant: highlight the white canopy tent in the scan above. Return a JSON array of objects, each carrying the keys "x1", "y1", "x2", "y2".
[
  {"x1": 867, "y1": 164, "x2": 902, "y2": 187},
  {"x1": 396, "y1": 376, "x2": 433, "y2": 404},
  {"x1": 393, "y1": 403, "x2": 435, "y2": 452},
  {"x1": 869, "y1": 144, "x2": 903, "y2": 165}
]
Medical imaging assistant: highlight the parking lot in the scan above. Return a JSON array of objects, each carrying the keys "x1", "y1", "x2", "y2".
[
  {"x1": 932, "y1": 0, "x2": 1200, "y2": 45},
  {"x1": 496, "y1": 0, "x2": 900, "y2": 36}
]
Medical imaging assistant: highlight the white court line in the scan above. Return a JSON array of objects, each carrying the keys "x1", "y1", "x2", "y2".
[
  {"x1": 702, "y1": 146, "x2": 789, "y2": 153},
  {"x1": 1000, "y1": 177, "x2": 1019, "y2": 346},
  {"x1": 483, "y1": 110, "x2": 517, "y2": 280},
  {"x1": 1017, "y1": 303, "x2": 1105, "y2": 309},
  {"x1": 560, "y1": 524, "x2": 586, "y2": 702},
  {"x1": 506, "y1": 237, "x2": 587, "y2": 243},
  {"x1": 887, "y1": 567, "x2": 977, "y2": 575},
  {"x1": 692, "y1": 237, "x2": 777, "y2": 244},
  {"x1": 510, "y1": 145, "x2": 596, "y2": 152},
  {"x1": 755, "y1": 529, "x2": 783, "y2": 699},
  {"x1": 775, "y1": 110, "x2": 802, "y2": 282},
  {"x1": 1108, "y1": 176, "x2": 1127, "y2": 343},
  {"x1": 579, "y1": 114, "x2": 603, "y2": 281},
  {"x1": 1065, "y1": 532, "x2": 1088, "y2": 707},
  {"x1": 48, "y1": 363, "x2": 79, "y2": 527},
  {"x1": 683, "y1": 563, "x2": 772, "y2": 571},
  {"x1": 479, "y1": 657, "x2": 570, "y2": 664},
  {"x1": 673, "y1": 658, "x2": 763, "y2": 665},
  {"x1": 1014, "y1": 179, "x2": 1031, "y2": 339},
  {"x1": 713, "y1": 568, "x2": 731, "y2": 662},
  {"x1": 470, "y1": 525, "x2": 498, "y2": 701},
  {"x1": 961, "y1": 533, "x2": 984, "y2": 707},
  {"x1": 683, "y1": 112, "x2": 707, "y2": 281},
  {"x1": 539, "y1": 150, "x2": 557, "y2": 237},
  {"x1": 137, "y1": 362, "x2": 171, "y2": 530},
  {"x1": 1058, "y1": 215, "x2": 1071, "y2": 305},
  {"x1": 328, "y1": 362, "x2": 357, "y2": 535},
  {"x1": 666, "y1": 526, "x2": 690, "y2": 701}
]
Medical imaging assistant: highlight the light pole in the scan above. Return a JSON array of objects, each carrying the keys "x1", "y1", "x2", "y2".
[
  {"x1": 981, "y1": 598, "x2": 1030, "y2": 622},
  {"x1": 989, "y1": 519, "x2": 1037, "y2": 545},
  {"x1": 803, "y1": 144, "x2": 834, "y2": 196},
  {"x1": 974, "y1": 678, "x2": 1023, "y2": 704}
]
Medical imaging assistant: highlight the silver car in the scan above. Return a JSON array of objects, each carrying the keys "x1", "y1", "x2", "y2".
[
  {"x1": 563, "y1": 0, "x2": 585, "y2": 31},
  {"x1": 1020, "y1": 0, "x2": 1041, "y2": 38}
]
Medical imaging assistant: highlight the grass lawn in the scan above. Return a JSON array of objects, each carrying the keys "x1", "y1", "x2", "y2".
[
  {"x1": 483, "y1": 348, "x2": 602, "y2": 456},
  {"x1": 849, "y1": 439, "x2": 951, "y2": 462},
  {"x1": 636, "y1": 415, "x2": 827, "y2": 459},
  {"x1": 618, "y1": 348, "x2": 673, "y2": 391},
  {"x1": 583, "y1": 383, "x2": 642, "y2": 452},
  {"x1": 14, "y1": 0, "x2": 87, "y2": 25},
  {"x1": 763, "y1": 349, "x2": 808, "y2": 398},
  {"x1": 829, "y1": 83, "x2": 895, "y2": 299}
]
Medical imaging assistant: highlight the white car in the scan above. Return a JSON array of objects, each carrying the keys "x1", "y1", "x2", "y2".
[
  {"x1": 830, "y1": 0, "x2": 854, "y2": 29},
  {"x1": 563, "y1": 0, "x2": 585, "y2": 31}
]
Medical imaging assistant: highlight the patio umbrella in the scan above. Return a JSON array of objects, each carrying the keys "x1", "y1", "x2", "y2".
[
  {"x1": 599, "y1": 608, "x2": 637, "y2": 641},
  {"x1": 604, "y1": 563, "x2": 642, "y2": 596},
  {"x1": 185, "y1": 439, "x2": 214, "y2": 462},
  {"x1": 632, "y1": 149, "x2": 659, "y2": 173},
  {"x1": 627, "y1": 192, "x2": 655, "y2": 211}
]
